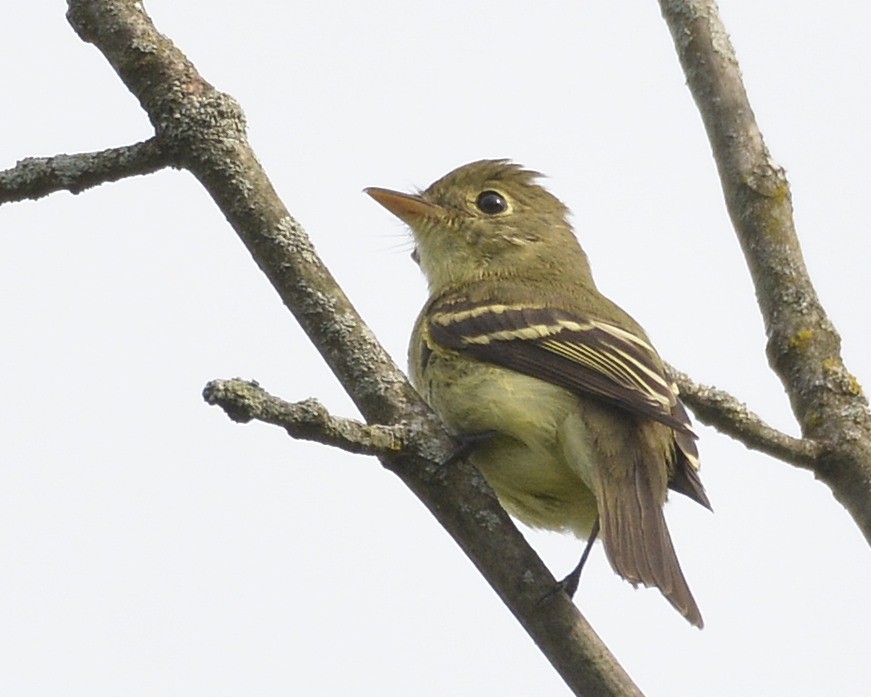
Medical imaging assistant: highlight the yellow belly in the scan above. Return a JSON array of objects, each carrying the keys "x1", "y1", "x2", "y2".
[{"x1": 421, "y1": 355, "x2": 599, "y2": 538}]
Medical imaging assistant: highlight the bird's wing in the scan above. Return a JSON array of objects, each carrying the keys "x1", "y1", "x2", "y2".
[{"x1": 425, "y1": 298, "x2": 695, "y2": 435}]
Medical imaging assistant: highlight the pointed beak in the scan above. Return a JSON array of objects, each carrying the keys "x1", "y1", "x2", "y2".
[{"x1": 364, "y1": 187, "x2": 446, "y2": 226}]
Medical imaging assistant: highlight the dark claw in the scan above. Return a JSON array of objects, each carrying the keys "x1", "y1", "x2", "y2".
[
  {"x1": 442, "y1": 430, "x2": 499, "y2": 466},
  {"x1": 557, "y1": 567, "x2": 582, "y2": 599}
]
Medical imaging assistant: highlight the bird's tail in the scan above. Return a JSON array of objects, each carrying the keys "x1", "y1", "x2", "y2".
[{"x1": 597, "y1": 444, "x2": 704, "y2": 628}]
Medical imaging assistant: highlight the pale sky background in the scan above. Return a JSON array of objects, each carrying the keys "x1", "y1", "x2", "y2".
[{"x1": 2, "y1": 2, "x2": 870, "y2": 696}]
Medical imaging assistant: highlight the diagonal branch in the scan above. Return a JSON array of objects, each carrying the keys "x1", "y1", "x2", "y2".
[
  {"x1": 0, "y1": 137, "x2": 172, "y2": 204},
  {"x1": 658, "y1": 0, "x2": 871, "y2": 543},
  {"x1": 64, "y1": 1, "x2": 643, "y2": 694}
]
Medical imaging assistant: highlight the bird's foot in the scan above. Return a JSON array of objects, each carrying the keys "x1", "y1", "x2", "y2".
[{"x1": 441, "y1": 430, "x2": 498, "y2": 466}]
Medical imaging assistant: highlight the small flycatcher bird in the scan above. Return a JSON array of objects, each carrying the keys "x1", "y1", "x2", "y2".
[{"x1": 366, "y1": 160, "x2": 710, "y2": 627}]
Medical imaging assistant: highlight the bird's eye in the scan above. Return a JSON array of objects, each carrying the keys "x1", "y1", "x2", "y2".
[{"x1": 475, "y1": 190, "x2": 508, "y2": 215}]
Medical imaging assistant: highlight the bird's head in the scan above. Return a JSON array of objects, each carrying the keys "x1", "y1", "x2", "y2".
[{"x1": 366, "y1": 159, "x2": 590, "y2": 293}]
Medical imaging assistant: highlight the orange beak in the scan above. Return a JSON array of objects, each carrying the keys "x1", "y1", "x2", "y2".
[{"x1": 364, "y1": 187, "x2": 446, "y2": 226}]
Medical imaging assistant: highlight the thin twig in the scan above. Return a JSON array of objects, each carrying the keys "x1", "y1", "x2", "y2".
[
  {"x1": 203, "y1": 378, "x2": 407, "y2": 457},
  {"x1": 667, "y1": 366, "x2": 821, "y2": 468},
  {"x1": 0, "y1": 137, "x2": 172, "y2": 204}
]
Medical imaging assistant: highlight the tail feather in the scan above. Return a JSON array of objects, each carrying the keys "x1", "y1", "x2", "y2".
[{"x1": 598, "y1": 454, "x2": 704, "y2": 628}]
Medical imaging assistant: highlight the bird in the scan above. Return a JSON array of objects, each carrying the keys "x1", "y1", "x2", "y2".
[{"x1": 366, "y1": 159, "x2": 711, "y2": 627}]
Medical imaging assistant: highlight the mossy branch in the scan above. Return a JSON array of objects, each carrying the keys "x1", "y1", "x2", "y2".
[{"x1": 659, "y1": 0, "x2": 871, "y2": 543}]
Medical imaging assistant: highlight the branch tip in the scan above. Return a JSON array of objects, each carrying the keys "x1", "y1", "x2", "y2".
[
  {"x1": 0, "y1": 138, "x2": 172, "y2": 204},
  {"x1": 203, "y1": 378, "x2": 407, "y2": 457}
]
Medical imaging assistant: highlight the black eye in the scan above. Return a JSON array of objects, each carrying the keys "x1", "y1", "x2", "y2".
[{"x1": 475, "y1": 190, "x2": 508, "y2": 215}]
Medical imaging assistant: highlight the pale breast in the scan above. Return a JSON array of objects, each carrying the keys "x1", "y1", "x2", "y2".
[{"x1": 421, "y1": 353, "x2": 599, "y2": 537}]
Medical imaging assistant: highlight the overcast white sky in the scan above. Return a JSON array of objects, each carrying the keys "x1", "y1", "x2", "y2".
[{"x1": 2, "y1": 2, "x2": 870, "y2": 695}]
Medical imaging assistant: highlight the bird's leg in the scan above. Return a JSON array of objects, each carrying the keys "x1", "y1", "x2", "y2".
[
  {"x1": 558, "y1": 517, "x2": 601, "y2": 598},
  {"x1": 441, "y1": 430, "x2": 498, "y2": 466}
]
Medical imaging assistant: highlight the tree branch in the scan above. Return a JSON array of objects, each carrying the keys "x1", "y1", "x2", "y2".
[
  {"x1": 667, "y1": 367, "x2": 822, "y2": 468},
  {"x1": 658, "y1": 0, "x2": 871, "y2": 543},
  {"x1": 0, "y1": 137, "x2": 171, "y2": 204},
  {"x1": 64, "y1": 1, "x2": 643, "y2": 694},
  {"x1": 203, "y1": 378, "x2": 407, "y2": 457}
]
